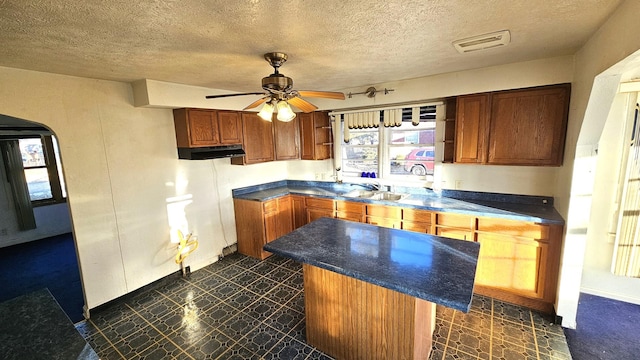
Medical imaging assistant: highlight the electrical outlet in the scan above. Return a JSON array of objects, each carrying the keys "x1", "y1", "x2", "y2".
[
  {"x1": 455, "y1": 180, "x2": 463, "y2": 189},
  {"x1": 0, "y1": 228, "x2": 7, "y2": 236}
]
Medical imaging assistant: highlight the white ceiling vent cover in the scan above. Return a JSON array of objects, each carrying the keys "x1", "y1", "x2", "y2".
[{"x1": 453, "y1": 30, "x2": 511, "y2": 53}]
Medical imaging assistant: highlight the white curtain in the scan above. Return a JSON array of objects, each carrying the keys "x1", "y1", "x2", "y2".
[
  {"x1": 0, "y1": 140, "x2": 36, "y2": 230},
  {"x1": 612, "y1": 102, "x2": 640, "y2": 277}
]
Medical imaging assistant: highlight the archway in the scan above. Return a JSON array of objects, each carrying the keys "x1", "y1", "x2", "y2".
[{"x1": 0, "y1": 114, "x2": 85, "y2": 322}]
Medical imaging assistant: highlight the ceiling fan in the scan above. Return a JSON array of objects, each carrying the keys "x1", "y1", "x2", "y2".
[{"x1": 205, "y1": 52, "x2": 345, "y2": 121}]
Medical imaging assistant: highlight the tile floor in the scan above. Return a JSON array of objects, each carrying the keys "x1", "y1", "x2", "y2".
[{"x1": 75, "y1": 253, "x2": 572, "y2": 360}]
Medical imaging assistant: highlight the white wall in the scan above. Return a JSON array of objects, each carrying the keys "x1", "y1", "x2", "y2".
[
  {"x1": 0, "y1": 66, "x2": 296, "y2": 310},
  {"x1": 554, "y1": 0, "x2": 640, "y2": 328}
]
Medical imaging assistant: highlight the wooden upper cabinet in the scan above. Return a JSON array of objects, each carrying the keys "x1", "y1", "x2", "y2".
[
  {"x1": 454, "y1": 84, "x2": 570, "y2": 166},
  {"x1": 217, "y1": 110, "x2": 243, "y2": 144},
  {"x1": 300, "y1": 111, "x2": 332, "y2": 160},
  {"x1": 231, "y1": 112, "x2": 275, "y2": 165},
  {"x1": 488, "y1": 85, "x2": 570, "y2": 166},
  {"x1": 274, "y1": 116, "x2": 300, "y2": 160},
  {"x1": 455, "y1": 94, "x2": 490, "y2": 163},
  {"x1": 173, "y1": 108, "x2": 220, "y2": 147}
]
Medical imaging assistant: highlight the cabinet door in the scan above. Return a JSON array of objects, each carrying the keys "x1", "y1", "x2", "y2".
[
  {"x1": 233, "y1": 112, "x2": 275, "y2": 164},
  {"x1": 300, "y1": 112, "x2": 332, "y2": 160},
  {"x1": 435, "y1": 227, "x2": 474, "y2": 241},
  {"x1": 274, "y1": 117, "x2": 300, "y2": 160},
  {"x1": 217, "y1": 111, "x2": 243, "y2": 144},
  {"x1": 307, "y1": 208, "x2": 335, "y2": 223},
  {"x1": 291, "y1": 195, "x2": 307, "y2": 229},
  {"x1": 488, "y1": 85, "x2": 569, "y2": 166},
  {"x1": 475, "y1": 233, "x2": 547, "y2": 299},
  {"x1": 455, "y1": 94, "x2": 490, "y2": 163},
  {"x1": 276, "y1": 196, "x2": 294, "y2": 238},
  {"x1": 234, "y1": 198, "x2": 267, "y2": 260},
  {"x1": 402, "y1": 220, "x2": 431, "y2": 233},
  {"x1": 299, "y1": 113, "x2": 315, "y2": 159},
  {"x1": 173, "y1": 109, "x2": 221, "y2": 147}
]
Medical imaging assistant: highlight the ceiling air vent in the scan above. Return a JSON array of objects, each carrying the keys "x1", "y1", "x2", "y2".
[{"x1": 452, "y1": 30, "x2": 510, "y2": 54}]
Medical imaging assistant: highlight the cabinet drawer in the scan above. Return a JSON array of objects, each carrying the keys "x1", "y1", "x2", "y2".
[
  {"x1": 336, "y1": 211, "x2": 365, "y2": 223},
  {"x1": 336, "y1": 200, "x2": 365, "y2": 214},
  {"x1": 477, "y1": 217, "x2": 548, "y2": 239},
  {"x1": 366, "y1": 216, "x2": 401, "y2": 229},
  {"x1": 436, "y1": 213, "x2": 476, "y2": 230},
  {"x1": 305, "y1": 197, "x2": 335, "y2": 210},
  {"x1": 436, "y1": 227, "x2": 475, "y2": 241},
  {"x1": 403, "y1": 208, "x2": 433, "y2": 223},
  {"x1": 263, "y1": 200, "x2": 278, "y2": 213},
  {"x1": 402, "y1": 221, "x2": 431, "y2": 234},
  {"x1": 367, "y1": 205, "x2": 401, "y2": 219}
]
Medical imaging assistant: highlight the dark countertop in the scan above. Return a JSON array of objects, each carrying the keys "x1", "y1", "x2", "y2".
[
  {"x1": 0, "y1": 289, "x2": 98, "y2": 360},
  {"x1": 264, "y1": 217, "x2": 480, "y2": 312},
  {"x1": 232, "y1": 180, "x2": 565, "y2": 225}
]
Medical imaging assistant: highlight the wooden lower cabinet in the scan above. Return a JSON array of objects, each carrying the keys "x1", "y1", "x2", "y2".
[
  {"x1": 291, "y1": 195, "x2": 307, "y2": 230},
  {"x1": 434, "y1": 212, "x2": 476, "y2": 241},
  {"x1": 475, "y1": 233, "x2": 547, "y2": 299},
  {"x1": 335, "y1": 200, "x2": 365, "y2": 222},
  {"x1": 233, "y1": 197, "x2": 293, "y2": 260},
  {"x1": 366, "y1": 204, "x2": 402, "y2": 229},
  {"x1": 306, "y1": 197, "x2": 335, "y2": 223},
  {"x1": 434, "y1": 212, "x2": 562, "y2": 314},
  {"x1": 233, "y1": 194, "x2": 562, "y2": 314}
]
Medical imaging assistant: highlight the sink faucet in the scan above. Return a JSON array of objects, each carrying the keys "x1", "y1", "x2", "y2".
[{"x1": 350, "y1": 181, "x2": 388, "y2": 191}]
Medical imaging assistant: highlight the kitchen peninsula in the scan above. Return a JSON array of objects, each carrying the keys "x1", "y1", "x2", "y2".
[{"x1": 264, "y1": 217, "x2": 480, "y2": 360}]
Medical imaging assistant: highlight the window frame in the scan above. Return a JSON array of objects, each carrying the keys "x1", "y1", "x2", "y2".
[
  {"x1": 338, "y1": 105, "x2": 440, "y2": 186},
  {"x1": 15, "y1": 134, "x2": 66, "y2": 206}
]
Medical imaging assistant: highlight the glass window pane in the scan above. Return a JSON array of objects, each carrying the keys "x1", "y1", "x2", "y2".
[
  {"x1": 18, "y1": 138, "x2": 45, "y2": 168},
  {"x1": 389, "y1": 120, "x2": 435, "y2": 179},
  {"x1": 346, "y1": 129, "x2": 378, "y2": 145},
  {"x1": 390, "y1": 129, "x2": 435, "y2": 145},
  {"x1": 24, "y1": 167, "x2": 52, "y2": 201},
  {"x1": 390, "y1": 146, "x2": 435, "y2": 176}
]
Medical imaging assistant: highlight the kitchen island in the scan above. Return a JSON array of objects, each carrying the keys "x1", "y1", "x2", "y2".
[{"x1": 264, "y1": 217, "x2": 480, "y2": 360}]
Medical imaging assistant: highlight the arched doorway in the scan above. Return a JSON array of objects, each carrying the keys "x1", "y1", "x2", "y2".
[{"x1": 0, "y1": 114, "x2": 85, "y2": 322}]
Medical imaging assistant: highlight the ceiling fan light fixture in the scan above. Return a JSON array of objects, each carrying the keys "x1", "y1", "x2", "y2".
[
  {"x1": 257, "y1": 101, "x2": 274, "y2": 121},
  {"x1": 276, "y1": 100, "x2": 296, "y2": 122}
]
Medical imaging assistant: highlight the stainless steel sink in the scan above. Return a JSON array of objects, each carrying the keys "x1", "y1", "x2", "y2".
[
  {"x1": 341, "y1": 189, "x2": 376, "y2": 198},
  {"x1": 341, "y1": 190, "x2": 409, "y2": 201},
  {"x1": 370, "y1": 191, "x2": 408, "y2": 201}
]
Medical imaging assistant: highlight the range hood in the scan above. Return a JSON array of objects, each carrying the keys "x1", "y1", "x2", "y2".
[{"x1": 177, "y1": 144, "x2": 245, "y2": 160}]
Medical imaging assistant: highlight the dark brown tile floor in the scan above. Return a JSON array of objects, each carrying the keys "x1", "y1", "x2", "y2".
[{"x1": 75, "y1": 253, "x2": 571, "y2": 359}]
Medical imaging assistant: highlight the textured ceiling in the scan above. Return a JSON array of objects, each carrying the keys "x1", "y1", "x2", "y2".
[{"x1": 0, "y1": 0, "x2": 623, "y2": 93}]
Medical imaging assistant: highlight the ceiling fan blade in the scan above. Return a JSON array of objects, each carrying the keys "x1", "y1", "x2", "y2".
[
  {"x1": 288, "y1": 96, "x2": 318, "y2": 113},
  {"x1": 205, "y1": 92, "x2": 265, "y2": 99},
  {"x1": 297, "y1": 90, "x2": 346, "y2": 100},
  {"x1": 243, "y1": 97, "x2": 269, "y2": 110}
]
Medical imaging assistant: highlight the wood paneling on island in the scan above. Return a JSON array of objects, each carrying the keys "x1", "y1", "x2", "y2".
[{"x1": 304, "y1": 264, "x2": 434, "y2": 360}]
